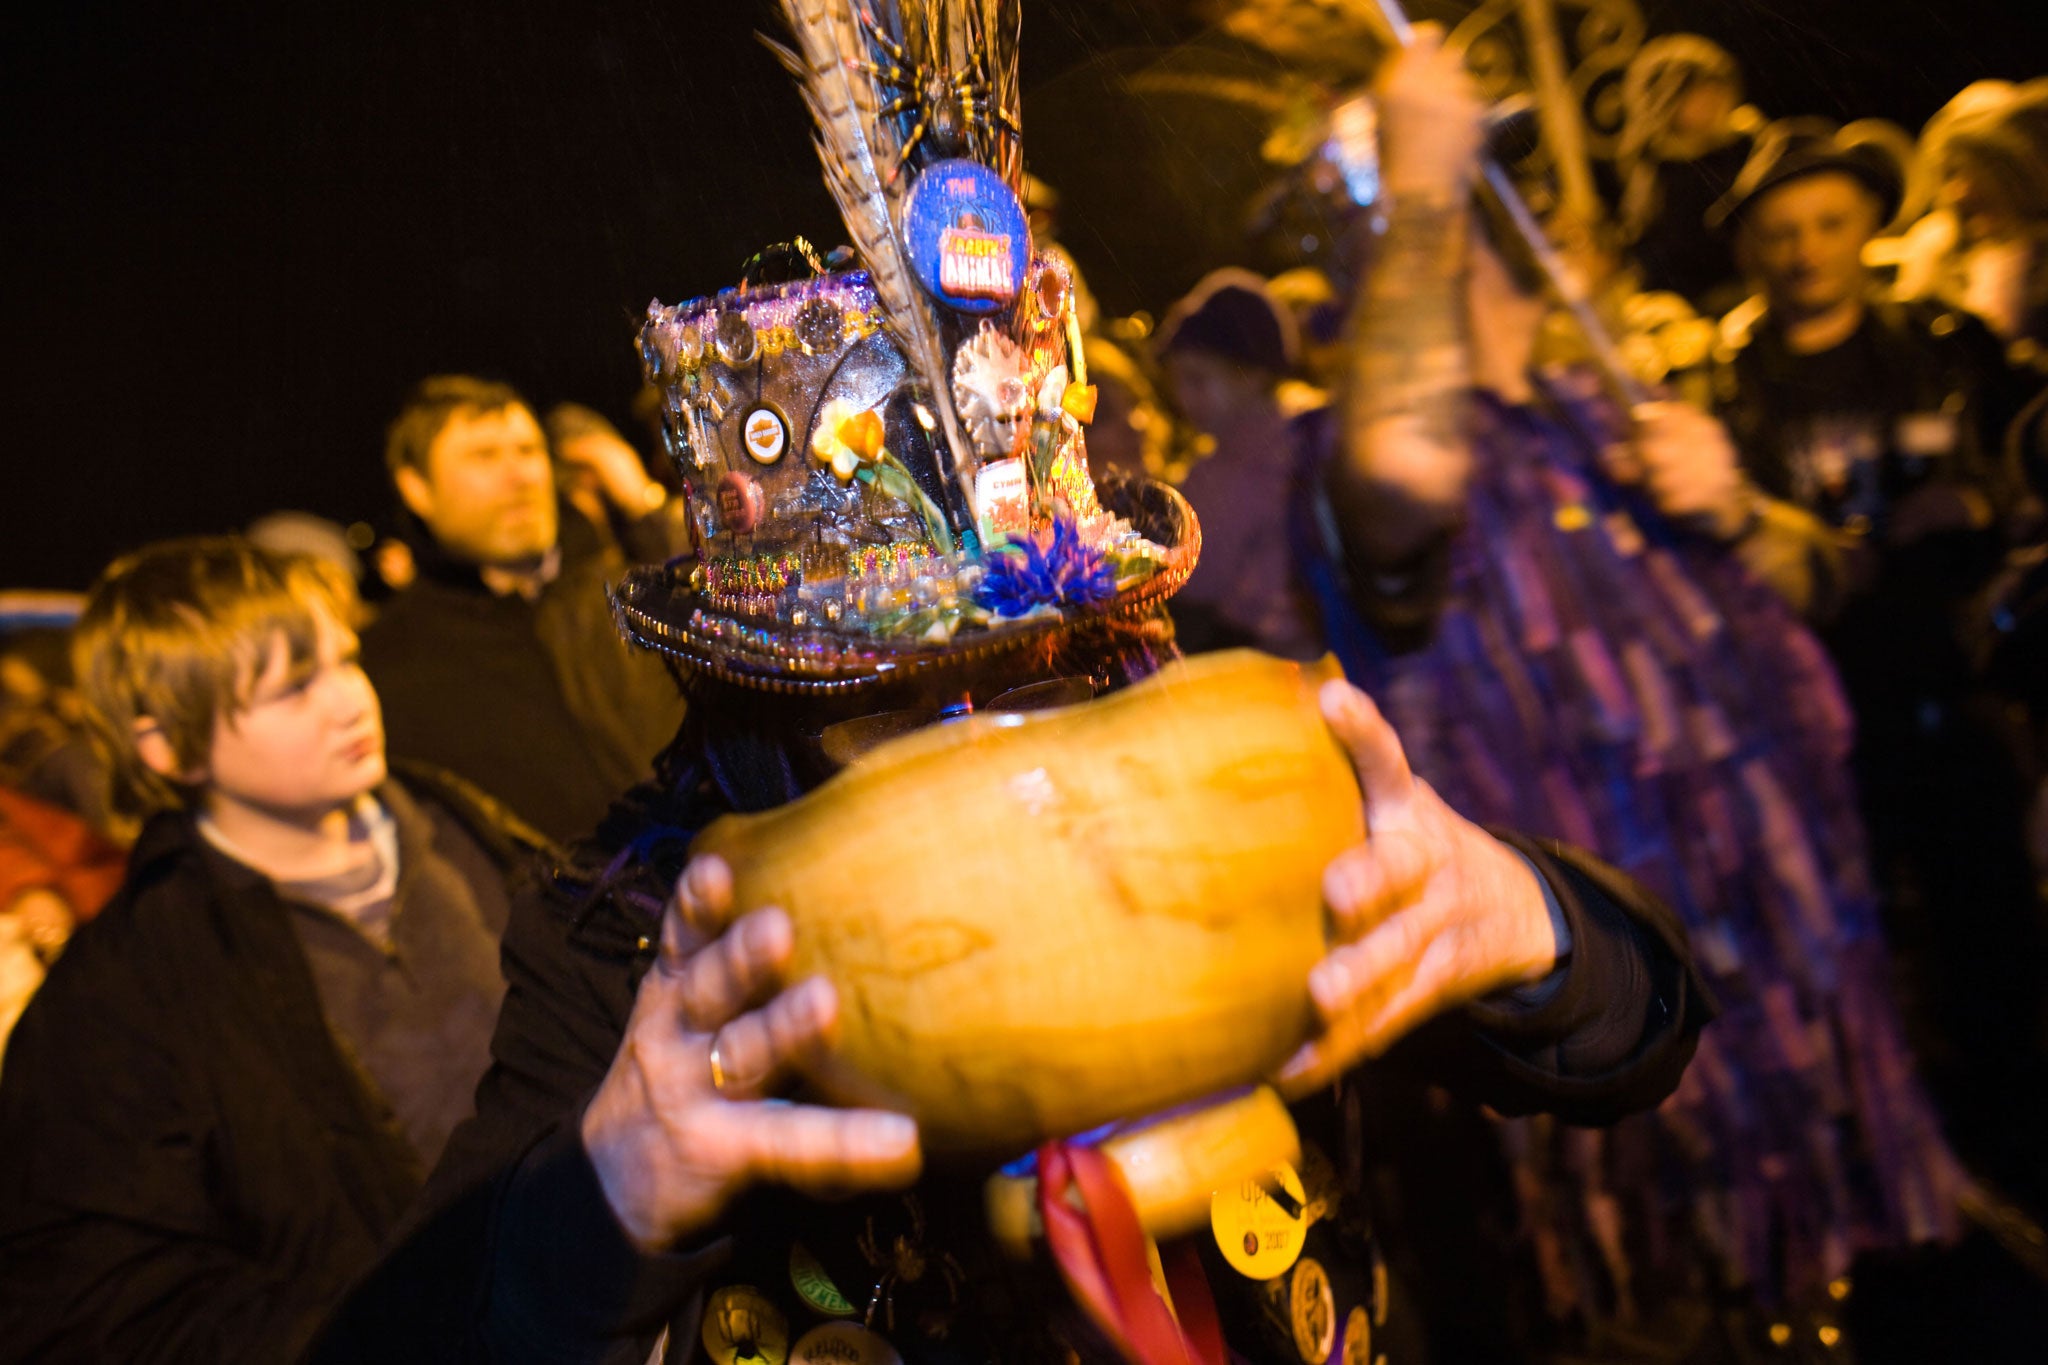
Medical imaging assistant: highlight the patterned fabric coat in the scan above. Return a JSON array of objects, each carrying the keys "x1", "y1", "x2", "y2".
[{"x1": 1287, "y1": 382, "x2": 1962, "y2": 1315}]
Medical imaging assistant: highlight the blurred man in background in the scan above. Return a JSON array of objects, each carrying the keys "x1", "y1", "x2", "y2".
[
  {"x1": 363, "y1": 376, "x2": 685, "y2": 842},
  {"x1": 1713, "y1": 128, "x2": 2048, "y2": 1229}
]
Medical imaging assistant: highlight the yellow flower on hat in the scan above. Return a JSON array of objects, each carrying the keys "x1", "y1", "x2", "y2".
[{"x1": 812, "y1": 399, "x2": 888, "y2": 481}]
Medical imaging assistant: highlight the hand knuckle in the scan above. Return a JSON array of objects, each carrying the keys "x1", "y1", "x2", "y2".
[{"x1": 1324, "y1": 849, "x2": 1367, "y2": 908}]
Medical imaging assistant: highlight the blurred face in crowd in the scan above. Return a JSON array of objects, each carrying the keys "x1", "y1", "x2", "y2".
[
  {"x1": 1941, "y1": 150, "x2": 2025, "y2": 246},
  {"x1": 396, "y1": 402, "x2": 558, "y2": 567},
  {"x1": 1740, "y1": 172, "x2": 1883, "y2": 320},
  {"x1": 1083, "y1": 374, "x2": 1158, "y2": 481},
  {"x1": 1669, "y1": 73, "x2": 1738, "y2": 145},
  {"x1": 148, "y1": 601, "x2": 386, "y2": 821},
  {"x1": 1541, "y1": 208, "x2": 1623, "y2": 300},
  {"x1": 1165, "y1": 349, "x2": 1274, "y2": 444}
]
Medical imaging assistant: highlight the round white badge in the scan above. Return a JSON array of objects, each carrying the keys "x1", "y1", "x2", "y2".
[
  {"x1": 701, "y1": 1285, "x2": 789, "y2": 1365},
  {"x1": 743, "y1": 405, "x2": 789, "y2": 464}
]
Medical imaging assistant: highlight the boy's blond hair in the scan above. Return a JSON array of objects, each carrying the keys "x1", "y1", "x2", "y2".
[{"x1": 72, "y1": 537, "x2": 361, "y2": 818}]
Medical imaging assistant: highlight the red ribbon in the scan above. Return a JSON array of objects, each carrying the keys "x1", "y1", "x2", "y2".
[{"x1": 1035, "y1": 1141, "x2": 1227, "y2": 1365}]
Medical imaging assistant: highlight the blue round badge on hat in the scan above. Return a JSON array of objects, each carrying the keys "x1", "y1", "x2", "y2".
[{"x1": 903, "y1": 159, "x2": 1029, "y2": 314}]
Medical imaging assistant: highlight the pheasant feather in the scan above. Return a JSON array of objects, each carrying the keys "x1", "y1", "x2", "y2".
[{"x1": 766, "y1": 0, "x2": 984, "y2": 530}]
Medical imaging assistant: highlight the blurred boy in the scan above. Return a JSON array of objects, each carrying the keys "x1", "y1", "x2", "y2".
[{"x1": 0, "y1": 538, "x2": 544, "y2": 1362}]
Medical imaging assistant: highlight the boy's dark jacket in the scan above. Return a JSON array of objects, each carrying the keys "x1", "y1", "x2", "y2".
[{"x1": 0, "y1": 765, "x2": 547, "y2": 1364}]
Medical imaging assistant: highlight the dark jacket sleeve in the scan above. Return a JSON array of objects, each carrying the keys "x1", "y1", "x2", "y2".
[
  {"x1": 308, "y1": 887, "x2": 713, "y2": 1365},
  {"x1": 1313, "y1": 448, "x2": 1465, "y2": 654},
  {"x1": 1389, "y1": 832, "x2": 1715, "y2": 1126},
  {"x1": 0, "y1": 929, "x2": 343, "y2": 1364}
]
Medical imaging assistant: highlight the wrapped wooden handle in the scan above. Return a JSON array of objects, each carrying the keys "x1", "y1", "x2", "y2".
[{"x1": 983, "y1": 1086, "x2": 1304, "y2": 1258}]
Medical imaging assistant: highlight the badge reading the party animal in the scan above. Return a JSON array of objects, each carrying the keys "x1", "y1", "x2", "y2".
[
  {"x1": 791, "y1": 1322, "x2": 902, "y2": 1365},
  {"x1": 701, "y1": 1285, "x2": 790, "y2": 1365},
  {"x1": 904, "y1": 159, "x2": 1029, "y2": 313},
  {"x1": 744, "y1": 405, "x2": 790, "y2": 465},
  {"x1": 789, "y1": 1241, "x2": 858, "y2": 1319},
  {"x1": 1211, "y1": 1164, "x2": 1309, "y2": 1280}
]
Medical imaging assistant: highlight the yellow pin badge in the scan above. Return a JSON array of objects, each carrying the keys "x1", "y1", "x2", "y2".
[
  {"x1": 1211, "y1": 1163, "x2": 1309, "y2": 1280},
  {"x1": 1339, "y1": 1304, "x2": 1372, "y2": 1365},
  {"x1": 702, "y1": 1285, "x2": 791, "y2": 1365},
  {"x1": 1289, "y1": 1258, "x2": 1337, "y2": 1364}
]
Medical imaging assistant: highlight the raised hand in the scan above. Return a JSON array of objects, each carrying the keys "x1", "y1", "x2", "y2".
[
  {"x1": 1375, "y1": 22, "x2": 1487, "y2": 203},
  {"x1": 1626, "y1": 400, "x2": 1754, "y2": 539},
  {"x1": 580, "y1": 855, "x2": 922, "y2": 1252},
  {"x1": 554, "y1": 417, "x2": 666, "y2": 516}
]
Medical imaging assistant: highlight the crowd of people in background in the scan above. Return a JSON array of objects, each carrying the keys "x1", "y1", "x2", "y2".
[
  {"x1": 5, "y1": 20, "x2": 2048, "y2": 1365},
  {"x1": 1146, "y1": 39, "x2": 2048, "y2": 1360}
]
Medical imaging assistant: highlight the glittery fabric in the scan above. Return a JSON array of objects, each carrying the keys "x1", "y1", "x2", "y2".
[{"x1": 1290, "y1": 384, "x2": 1963, "y2": 1313}]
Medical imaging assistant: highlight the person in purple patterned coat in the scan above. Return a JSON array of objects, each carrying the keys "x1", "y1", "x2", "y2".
[{"x1": 1176, "y1": 27, "x2": 1969, "y2": 1356}]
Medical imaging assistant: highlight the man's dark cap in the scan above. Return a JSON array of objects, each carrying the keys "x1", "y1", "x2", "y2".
[{"x1": 1707, "y1": 121, "x2": 1904, "y2": 232}]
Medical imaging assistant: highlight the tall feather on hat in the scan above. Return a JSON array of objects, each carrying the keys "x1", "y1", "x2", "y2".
[{"x1": 764, "y1": 0, "x2": 1025, "y2": 522}]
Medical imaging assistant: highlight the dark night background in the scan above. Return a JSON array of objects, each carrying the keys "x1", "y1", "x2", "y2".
[{"x1": 6, "y1": 0, "x2": 2044, "y2": 590}]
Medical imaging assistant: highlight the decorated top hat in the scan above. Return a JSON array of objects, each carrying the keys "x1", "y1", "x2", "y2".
[{"x1": 612, "y1": 2, "x2": 1199, "y2": 694}]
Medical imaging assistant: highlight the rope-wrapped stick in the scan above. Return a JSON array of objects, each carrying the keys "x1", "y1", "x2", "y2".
[{"x1": 1369, "y1": 0, "x2": 1650, "y2": 408}]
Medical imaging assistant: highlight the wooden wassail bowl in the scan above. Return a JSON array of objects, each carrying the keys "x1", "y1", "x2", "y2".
[{"x1": 690, "y1": 649, "x2": 1364, "y2": 1157}]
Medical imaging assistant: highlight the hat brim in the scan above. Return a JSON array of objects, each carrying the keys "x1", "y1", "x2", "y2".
[
  {"x1": 611, "y1": 475, "x2": 1201, "y2": 695},
  {"x1": 1709, "y1": 146, "x2": 1904, "y2": 232}
]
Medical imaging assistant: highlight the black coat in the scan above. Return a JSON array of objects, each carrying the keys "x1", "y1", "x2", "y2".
[
  {"x1": 1717, "y1": 295, "x2": 2030, "y2": 531},
  {"x1": 0, "y1": 771, "x2": 544, "y2": 1365},
  {"x1": 312, "y1": 824, "x2": 1712, "y2": 1365},
  {"x1": 361, "y1": 511, "x2": 687, "y2": 845}
]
